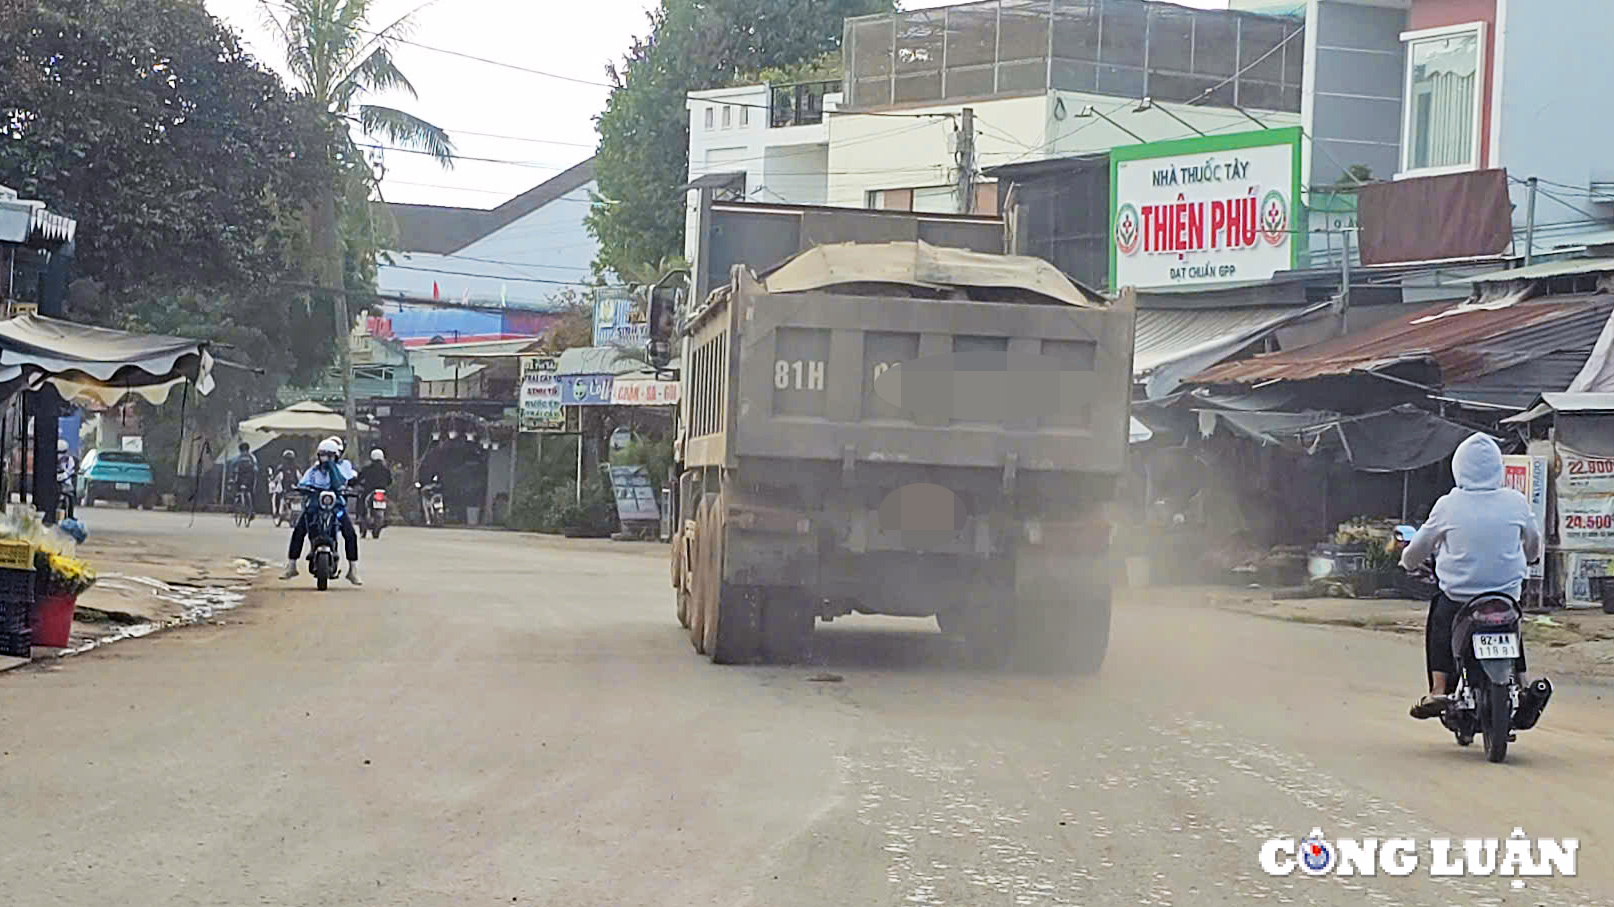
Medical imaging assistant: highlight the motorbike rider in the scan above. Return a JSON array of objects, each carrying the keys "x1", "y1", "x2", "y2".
[
  {"x1": 228, "y1": 442, "x2": 260, "y2": 515},
  {"x1": 1399, "y1": 433, "x2": 1541, "y2": 719},
  {"x1": 280, "y1": 438, "x2": 362, "y2": 585},
  {"x1": 355, "y1": 449, "x2": 393, "y2": 525},
  {"x1": 270, "y1": 450, "x2": 300, "y2": 516},
  {"x1": 55, "y1": 439, "x2": 77, "y2": 520}
]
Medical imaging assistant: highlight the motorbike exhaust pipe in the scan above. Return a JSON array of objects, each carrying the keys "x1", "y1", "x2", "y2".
[{"x1": 1513, "y1": 677, "x2": 1553, "y2": 730}]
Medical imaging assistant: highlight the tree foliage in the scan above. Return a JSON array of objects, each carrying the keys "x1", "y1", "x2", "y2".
[
  {"x1": 0, "y1": 0, "x2": 325, "y2": 306},
  {"x1": 587, "y1": 0, "x2": 891, "y2": 279}
]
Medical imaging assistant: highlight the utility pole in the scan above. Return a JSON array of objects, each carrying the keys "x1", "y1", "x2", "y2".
[
  {"x1": 956, "y1": 107, "x2": 976, "y2": 215},
  {"x1": 1523, "y1": 176, "x2": 1540, "y2": 266},
  {"x1": 1338, "y1": 228, "x2": 1353, "y2": 336}
]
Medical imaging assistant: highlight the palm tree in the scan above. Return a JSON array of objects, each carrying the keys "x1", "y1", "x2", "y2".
[{"x1": 259, "y1": 0, "x2": 455, "y2": 450}]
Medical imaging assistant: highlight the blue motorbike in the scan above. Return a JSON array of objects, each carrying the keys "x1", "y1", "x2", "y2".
[{"x1": 301, "y1": 486, "x2": 344, "y2": 591}]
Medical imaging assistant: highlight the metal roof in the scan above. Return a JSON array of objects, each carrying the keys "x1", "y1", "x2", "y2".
[
  {"x1": 1469, "y1": 256, "x2": 1614, "y2": 284},
  {"x1": 1193, "y1": 295, "x2": 1614, "y2": 386},
  {"x1": 1134, "y1": 306, "x2": 1315, "y2": 376}
]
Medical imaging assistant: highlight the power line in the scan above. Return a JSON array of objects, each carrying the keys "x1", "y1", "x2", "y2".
[{"x1": 256, "y1": 0, "x2": 614, "y2": 89}]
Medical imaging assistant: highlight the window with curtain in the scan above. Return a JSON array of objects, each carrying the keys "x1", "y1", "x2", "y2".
[{"x1": 1403, "y1": 29, "x2": 1481, "y2": 172}]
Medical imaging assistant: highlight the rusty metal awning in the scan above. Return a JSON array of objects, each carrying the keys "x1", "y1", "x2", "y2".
[{"x1": 1192, "y1": 295, "x2": 1614, "y2": 387}]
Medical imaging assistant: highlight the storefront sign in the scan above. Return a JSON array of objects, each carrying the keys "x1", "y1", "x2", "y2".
[
  {"x1": 518, "y1": 355, "x2": 563, "y2": 432},
  {"x1": 559, "y1": 374, "x2": 614, "y2": 406},
  {"x1": 611, "y1": 379, "x2": 680, "y2": 406},
  {"x1": 1557, "y1": 447, "x2": 1614, "y2": 495},
  {"x1": 1563, "y1": 552, "x2": 1613, "y2": 607},
  {"x1": 593, "y1": 288, "x2": 649, "y2": 348},
  {"x1": 1110, "y1": 127, "x2": 1303, "y2": 290},
  {"x1": 1553, "y1": 446, "x2": 1614, "y2": 553},
  {"x1": 1558, "y1": 494, "x2": 1614, "y2": 551},
  {"x1": 1503, "y1": 455, "x2": 1549, "y2": 577},
  {"x1": 607, "y1": 464, "x2": 660, "y2": 522}
]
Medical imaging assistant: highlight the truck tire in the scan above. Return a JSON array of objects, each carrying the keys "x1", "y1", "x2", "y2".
[
  {"x1": 960, "y1": 609, "x2": 1013, "y2": 668},
  {"x1": 688, "y1": 499, "x2": 713, "y2": 654},
  {"x1": 701, "y1": 494, "x2": 762, "y2": 664},
  {"x1": 1023, "y1": 586, "x2": 1110, "y2": 675},
  {"x1": 760, "y1": 588, "x2": 813, "y2": 663}
]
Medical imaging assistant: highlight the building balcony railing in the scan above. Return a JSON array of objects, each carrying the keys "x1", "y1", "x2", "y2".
[
  {"x1": 769, "y1": 80, "x2": 840, "y2": 128},
  {"x1": 842, "y1": 0, "x2": 1303, "y2": 113}
]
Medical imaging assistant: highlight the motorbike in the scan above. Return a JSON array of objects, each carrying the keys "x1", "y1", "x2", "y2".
[
  {"x1": 360, "y1": 488, "x2": 388, "y2": 539},
  {"x1": 1415, "y1": 558, "x2": 1553, "y2": 764},
  {"x1": 56, "y1": 473, "x2": 77, "y2": 522},
  {"x1": 304, "y1": 488, "x2": 343, "y2": 592},
  {"x1": 416, "y1": 476, "x2": 444, "y2": 527}
]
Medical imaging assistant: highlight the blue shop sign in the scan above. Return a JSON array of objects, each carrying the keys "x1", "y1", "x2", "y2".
[{"x1": 560, "y1": 374, "x2": 615, "y2": 405}]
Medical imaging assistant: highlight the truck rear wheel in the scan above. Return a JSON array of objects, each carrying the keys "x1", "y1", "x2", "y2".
[
  {"x1": 688, "y1": 498, "x2": 714, "y2": 654},
  {"x1": 672, "y1": 527, "x2": 691, "y2": 629},
  {"x1": 700, "y1": 494, "x2": 762, "y2": 664},
  {"x1": 1017, "y1": 586, "x2": 1111, "y2": 674},
  {"x1": 760, "y1": 588, "x2": 813, "y2": 663}
]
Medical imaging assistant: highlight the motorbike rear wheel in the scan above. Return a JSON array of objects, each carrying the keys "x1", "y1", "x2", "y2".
[
  {"x1": 1481, "y1": 682, "x2": 1510, "y2": 763},
  {"x1": 317, "y1": 572, "x2": 328, "y2": 592}
]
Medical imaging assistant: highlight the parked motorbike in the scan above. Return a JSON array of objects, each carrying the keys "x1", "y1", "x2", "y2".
[
  {"x1": 1415, "y1": 558, "x2": 1552, "y2": 764},
  {"x1": 305, "y1": 488, "x2": 342, "y2": 592},
  {"x1": 416, "y1": 476, "x2": 444, "y2": 527},
  {"x1": 361, "y1": 488, "x2": 388, "y2": 539}
]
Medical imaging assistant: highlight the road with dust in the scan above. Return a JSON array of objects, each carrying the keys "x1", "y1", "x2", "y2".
[{"x1": 3, "y1": 510, "x2": 1612, "y2": 906}]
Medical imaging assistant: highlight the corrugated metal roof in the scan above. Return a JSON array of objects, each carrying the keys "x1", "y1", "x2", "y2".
[
  {"x1": 1194, "y1": 295, "x2": 1614, "y2": 385},
  {"x1": 1470, "y1": 256, "x2": 1614, "y2": 284},
  {"x1": 409, "y1": 338, "x2": 539, "y2": 382},
  {"x1": 1540, "y1": 392, "x2": 1614, "y2": 412},
  {"x1": 1134, "y1": 306, "x2": 1313, "y2": 375}
]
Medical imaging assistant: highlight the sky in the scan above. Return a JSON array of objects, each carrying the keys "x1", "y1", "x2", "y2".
[{"x1": 204, "y1": 0, "x2": 1229, "y2": 211}]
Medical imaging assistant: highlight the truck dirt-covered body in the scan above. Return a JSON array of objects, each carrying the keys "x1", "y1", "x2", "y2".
[{"x1": 668, "y1": 202, "x2": 1134, "y2": 670}]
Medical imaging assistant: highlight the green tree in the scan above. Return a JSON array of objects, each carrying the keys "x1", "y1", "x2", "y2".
[
  {"x1": 588, "y1": 0, "x2": 891, "y2": 279},
  {"x1": 258, "y1": 0, "x2": 454, "y2": 452}
]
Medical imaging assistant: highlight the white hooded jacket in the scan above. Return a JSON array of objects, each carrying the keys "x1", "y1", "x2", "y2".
[{"x1": 1399, "y1": 433, "x2": 1542, "y2": 601}]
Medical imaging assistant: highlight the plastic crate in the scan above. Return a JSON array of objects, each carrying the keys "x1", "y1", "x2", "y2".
[
  {"x1": 0, "y1": 631, "x2": 27, "y2": 658},
  {"x1": 0, "y1": 540, "x2": 33, "y2": 572},
  {"x1": 0, "y1": 566, "x2": 35, "y2": 656}
]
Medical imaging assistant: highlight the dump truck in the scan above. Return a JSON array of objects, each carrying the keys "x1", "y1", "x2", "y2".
[{"x1": 657, "y1": 201, "x2": 1135, "y2": 671}]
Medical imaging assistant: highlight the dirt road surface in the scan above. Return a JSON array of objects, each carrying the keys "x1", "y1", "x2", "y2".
[{"x1": 3, "y1": 510, "x2": 1611, "y2": 906}]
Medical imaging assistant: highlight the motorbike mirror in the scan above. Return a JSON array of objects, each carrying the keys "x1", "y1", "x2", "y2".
[{"x1": 645, "y1": 272, "x2": 687, "y2": 371}]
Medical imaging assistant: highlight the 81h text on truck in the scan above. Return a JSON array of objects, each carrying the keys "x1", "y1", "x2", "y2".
[{"x1": 652, "y1": 203, "x2": 1136, "y2": 672}]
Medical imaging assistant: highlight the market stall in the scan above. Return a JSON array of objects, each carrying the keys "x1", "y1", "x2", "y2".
[
  {"x1": 1504, "y1": 394, "x2": 1614, "y2": 609},
  {"x1": 0, "y1": 314, "x2": 212, "y2": 662}
]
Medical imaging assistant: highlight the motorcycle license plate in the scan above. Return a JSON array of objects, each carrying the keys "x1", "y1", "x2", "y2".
[
  {"x1": 1473, "y1": 632, "x2": 1520, "y2": 659},
  {"x1": 115, "y1": 483, "x2": 131, "y2": 491},
  {"x1": 372, "y1": 502, "x2": 386, "y2": 509}
]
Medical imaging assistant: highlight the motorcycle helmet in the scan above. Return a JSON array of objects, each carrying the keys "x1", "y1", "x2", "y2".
[
  {"x1": 238, "y1": 441, "x2": 251, "y2": 454},
  {"x1": 57, "y1": 439, "x2": 68, "y2": 453},
  {"x1": 370, "y1": 448, "x2": 384, "y2": 463},
  {"x1": 282, "y1": 450, "x2": 297, "y2": 461},
  {"x1": 316, "y1": 438, "x2": 341, "y2": 460},
  {"x1": 324, "y1": 436, "x2": 345, "y2": 456}
]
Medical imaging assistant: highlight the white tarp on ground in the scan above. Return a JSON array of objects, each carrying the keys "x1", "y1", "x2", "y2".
[{"x1": 0, "y1": 313, "x2": 213, "y2": 405}]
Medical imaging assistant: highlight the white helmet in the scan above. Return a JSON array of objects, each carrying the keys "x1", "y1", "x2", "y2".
[
  {"x1": 324, "y1": 436, "x2": 345, "y2": 455},
  {"x1": 370, "y1": 449, "x2": 384, "y2": 462},
  {"x1": 316, "y1": 438, "x2": 341, "y2": 457}
]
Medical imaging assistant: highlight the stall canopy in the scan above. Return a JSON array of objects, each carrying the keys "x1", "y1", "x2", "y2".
[
  {"x1": 0, "y1": 313, "x2": 214, "y2": 406},
  {"x1": 239, "y1": 400, "x2": 353, "y2": 436},
  {"x1": 1202, "y1": 403, "x2": 1480, "y2": 473}
]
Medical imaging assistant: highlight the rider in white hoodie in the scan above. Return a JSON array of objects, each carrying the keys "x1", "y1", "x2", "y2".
[{"x1": 1399, "y1": 433, "x2": 1541, "y2": 718}]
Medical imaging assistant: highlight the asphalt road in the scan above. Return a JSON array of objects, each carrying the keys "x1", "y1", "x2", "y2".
[{"x1": 2, "y1": 510, "x2": 1612, "y2": 906}]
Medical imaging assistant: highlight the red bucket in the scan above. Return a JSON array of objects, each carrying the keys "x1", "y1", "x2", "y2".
[{"x1": 29, "y1": 593, "x2": 77, "y2": 648}]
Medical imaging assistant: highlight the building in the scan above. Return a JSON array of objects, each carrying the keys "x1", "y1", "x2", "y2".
[
  {"x1": 374, "y1": 158, "x2": 598, "y2": 344},
  {"x1": 685, "y1": 0, "x2": 1308, "y2": 262}
]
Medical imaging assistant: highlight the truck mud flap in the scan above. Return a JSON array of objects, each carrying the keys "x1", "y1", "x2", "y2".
[{"x1": 722, "y1": 528, "x2": 819, "y2": 588}]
